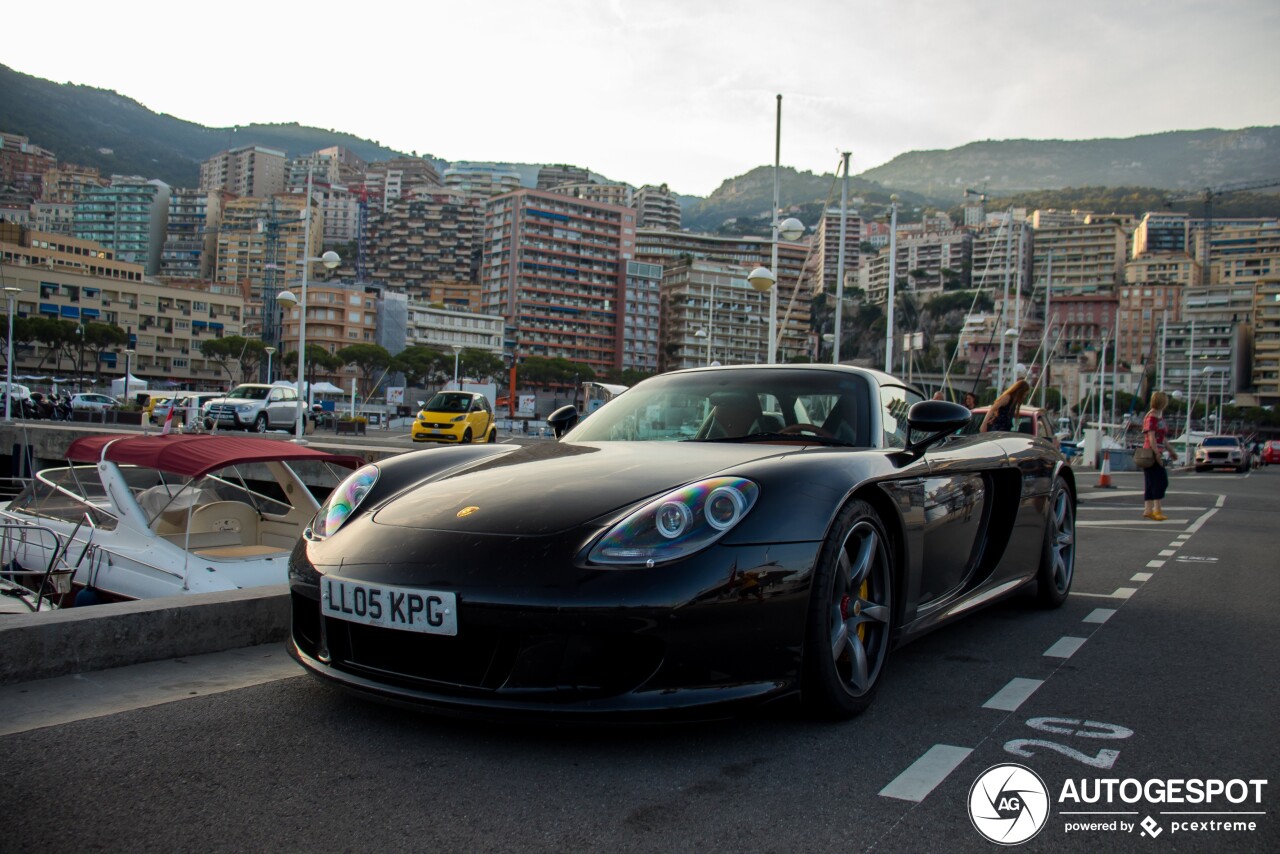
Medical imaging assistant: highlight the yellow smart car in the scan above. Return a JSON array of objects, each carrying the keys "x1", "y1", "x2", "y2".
[{"x1": 411, "y1": 391, "x2": 498, "y2": 444}]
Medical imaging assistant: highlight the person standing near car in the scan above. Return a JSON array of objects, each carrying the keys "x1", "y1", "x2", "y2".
[
  {"x1": 1142, "y1": 391, "x2": 1170, "y2": 521},
  {"x1": 979, "y1": 379, "x2": 1030, "y2": 432}
]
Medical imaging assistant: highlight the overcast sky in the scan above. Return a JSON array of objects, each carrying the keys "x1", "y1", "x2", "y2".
[{"x1": 7, "y1": 0, "x2": 1278, "y2": 197}]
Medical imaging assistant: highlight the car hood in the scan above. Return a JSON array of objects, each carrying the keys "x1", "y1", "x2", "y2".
[
  {"x1": 370, "y1": 440, "x2": 802, "y2": 535},
  {"x1": 416, "y1": 409, "x2": 469, "y2": 420}
]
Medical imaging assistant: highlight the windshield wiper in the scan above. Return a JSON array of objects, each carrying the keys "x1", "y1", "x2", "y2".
[{"x1": 686, "y1": 431, "x2": 854, "y2": 447}]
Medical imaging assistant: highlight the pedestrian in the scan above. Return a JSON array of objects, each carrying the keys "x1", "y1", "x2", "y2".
[
  {"x1": 932, "y1": 391, "x2": 945, "y2": 401},
  {"x1": 963, "y1": 391, "x2": 978, "y2": 410},
  {"x1": 979, "y1": 379, "x2": 1030, "y2": 433},
  {"x1": 1142, "y1": 391, "x2": 1170, "y2": 521}
]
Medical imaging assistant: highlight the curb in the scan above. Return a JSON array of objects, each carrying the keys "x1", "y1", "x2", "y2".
[{"x1": 0, "y1": 586, "x2": 289, "y2": 685}]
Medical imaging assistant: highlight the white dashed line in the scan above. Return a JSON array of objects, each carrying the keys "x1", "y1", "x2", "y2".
[
  {"x1": 1083, "y1": 608, "x2": 1116, "y2": 624},
  {"x1": 1159, "y1": 550, "x2": 1176, "y2": 556},
  {"x1": 1147, "y1": 559, "x2": 1166, "y2": 568},
  {"x1": 879, "y1": 744, "x2": 974, "y2": 802},
  {"x1": 1131, "y1": 572, "x2": 1153, "y2": 582},
  {"x1": 1176, "y1": 534, "x2": 1191, "y2": 541},
  {"x1": 983, "y1": 678, "x2": 1044, "y2": 712},
  {"x1": 1044, "y1": 636, "x2": 1088, "y2": 658}
]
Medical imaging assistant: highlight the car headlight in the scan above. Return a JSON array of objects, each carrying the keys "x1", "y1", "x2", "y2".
[
  {"x1": 236, "y1": 403, "x2": 255, "y2": 413},
  {"x1": 451, "y1": 414, "x2": 465, "y2": 423},
  {"x1": 588, "y1": 477, "x2": 759, "y2": 567},
  {"x1": 308, "y1": 464, "x2": 380, "y2": 539}
]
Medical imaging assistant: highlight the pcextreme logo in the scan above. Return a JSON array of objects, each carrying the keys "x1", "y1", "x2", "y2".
[{"x1": 968, "y1": 764, "x2": 1051, "y2": 845}]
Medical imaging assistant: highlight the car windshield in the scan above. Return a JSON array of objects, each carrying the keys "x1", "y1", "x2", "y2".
[
  {"x1": 226, "y1": 386, "x2": 269, "y2": 400},
  {"x1": 1202, "y1": 437, "x2": 1239, "y2": 447},
  {"x1": 563, "y1": 367, "x2": 872, "y2": 446},
  {"x1": 423, "y1": 393, "x2": 473, "y2": 413}
]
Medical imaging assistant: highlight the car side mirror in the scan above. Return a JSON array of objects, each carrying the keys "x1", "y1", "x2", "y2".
[
  {"x1": 904, "y1": 400, "x2": 973, "y2": 456},
  {"x1": 547, "y1": 404, "x2": 579, "y2": 438}
]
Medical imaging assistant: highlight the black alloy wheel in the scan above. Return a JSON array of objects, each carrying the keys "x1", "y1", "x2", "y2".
[
  {"x1": 461, "y1": 427, "x2": 472, "y2": 444},
  {"x1": 1036, "y1": 477, "x2": 1076, "y2": 607},
  {"x1": 802, "y1": 499, "x2": 894, "y2": 719}
]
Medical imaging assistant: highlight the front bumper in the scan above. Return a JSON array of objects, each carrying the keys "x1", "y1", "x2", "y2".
[
  {"x1": 288, "y1": 538, "x2": 821, "y2": 719},
  {"x1": 411, "y1": 424, "x2": 463, "y2": 443}
]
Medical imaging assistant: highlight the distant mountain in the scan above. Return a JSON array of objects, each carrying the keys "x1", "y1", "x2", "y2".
[
  {"x1": 0, "y1": 64, "x2": 413, "y2": 186},
  {"x1": 857, "y1": 129, "x2": 1280, "y2": 202}
]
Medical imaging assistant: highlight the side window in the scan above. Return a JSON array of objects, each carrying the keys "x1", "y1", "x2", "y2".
[{"x1": 879, "y1": 385, "x2": 923, "y2": 449}]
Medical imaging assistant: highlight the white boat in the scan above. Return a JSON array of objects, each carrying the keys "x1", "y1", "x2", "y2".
[{"x1": 0, "y1": 433, "x2": 362, "y2": 605}]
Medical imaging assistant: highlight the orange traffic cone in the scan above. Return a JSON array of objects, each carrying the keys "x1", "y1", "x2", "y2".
[{"x1": 1096, "y1": 450, "x2": 1114, "y2": 488}]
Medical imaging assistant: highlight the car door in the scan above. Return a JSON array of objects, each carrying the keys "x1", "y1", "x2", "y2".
[{"x1": 272, "y1": 388, "x2": 299, "y2": 427}]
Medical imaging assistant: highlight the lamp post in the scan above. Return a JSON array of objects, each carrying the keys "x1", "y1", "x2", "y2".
[
  {"x1": 122, "y1": 348, "x2": 135, "y2": 404},
  {"x1": 747, "y1": 94, "x2": 806, "y2": 363},
  {"x1": 4, "y1": 286, "x2": 20, "y2": 421},
  {"x1": 885, "y1": 195, "x2": 899, "y2": 373},
  {"x1": 695, "y1": 328, "x2": 711, "y2": 366},
  {"x1": 277, "y1": 246, "x2": 341, "y2": 444},
  {"x1": 264, "y1": 346, "x2": 276, "y2": 384},
  {"x1": 451, "y1": 344, "x2": 462, "y2": 389}
]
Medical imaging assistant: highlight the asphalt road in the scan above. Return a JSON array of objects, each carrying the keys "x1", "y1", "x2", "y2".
[{"x1": 2, "y1": 466, "x2": 1276, "y2": 853}]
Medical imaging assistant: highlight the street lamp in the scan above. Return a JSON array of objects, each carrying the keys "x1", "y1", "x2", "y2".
[
  {"x1": 277, "y1": 248, "x2": 341, "y2": 444},
  {"x1": 694, "y1": 328, "x2": 711, "y2": 366},
  {"x1": 451, "y1": 344, "x2": 462, "y2": 389},
  {"x1": 122, "y1": 348, "x2": 135, "y2": 404},
  {"x1": 4, "y1": 286, "x2": 20, "y2": 422},
  {"x1": 750, "y1": 93, "x2": 807, "y2": 363},
  {"x1": 264, "y1": 346, "x2": 276, "y2": 384}
]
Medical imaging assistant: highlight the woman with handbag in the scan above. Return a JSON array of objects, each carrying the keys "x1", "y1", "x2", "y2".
[{"x1": 1142, "y1": 391, "x2": 1170, "y2": 521}]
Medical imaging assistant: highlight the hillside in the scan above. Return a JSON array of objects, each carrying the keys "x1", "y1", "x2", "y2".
[{"x1": 858, "y1": 129, "x2": 1280, "y2": 202}]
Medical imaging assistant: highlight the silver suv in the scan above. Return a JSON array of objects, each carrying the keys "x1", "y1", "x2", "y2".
[{"x1": 203, "y1": 384, "x2": 303, "y2": 432}]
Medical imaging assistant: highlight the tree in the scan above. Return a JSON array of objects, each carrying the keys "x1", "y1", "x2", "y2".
[
  {"x1": 518, "y1": 356, "x2": 595, "y2": 388},
  {"x1": 0, "y1": 315, "x2": 36, "y2": 371},
  {"x1": 82, "y1": 322, "x2": 128, "y2": 380},
  {"x1": 201, "y1": 335, "x2": 247, "y2": 387},
  {"x1": 281, "y1": 344, "x2": 345, "y2": 389},
  {"x1": 459, "y1": 348, "x2": 504, "y2": 384},
  {"x1": 392, "y1": 345, "x2": 447, "y2": 387},
  {"x1": 337, "y1": 343, "x2": 393, "y2": 399}
]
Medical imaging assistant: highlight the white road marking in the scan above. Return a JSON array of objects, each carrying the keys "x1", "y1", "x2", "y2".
[
  {"x1": 1187, "y1": 507, "x2": 1220, "y2": 534},
  {"x1": 0, "y1": 644, "x2": 302, "y2": 736},
  {"x1": 1078, "y1": 490, "x2": 1145, "y2": 501},
  {"x1": 879, "y1": 744, "x2": 974, "y2": 802},
  {"x1": 1159, "y1": 550, "x2": 1176, "y2": 556},
  {"x1": 1147, "y1": 559, "x2": 1166, "y2": 568},
  {"x1": 1044, "y1": 636, "x2": 1088, "y2": 658},
  {"x1": 1176, "y1": 534, "x2": 1191, "y2": 540},
  {"x1": 1083, "y1": 608, "x2": 1116, "y2": 624},
  {"x1": 1131, "y1": 572, "x2": 1153, "y2": 582},
  {"x1": 983, "y1": 678, "x2": 1044, "y2": 712},
  {"x1": 1072, "y1": 588, "x2": 1137, "y2": 599},
  {"x1": 1078, "y1": 520, "x2": 1187, "y2": 528}
]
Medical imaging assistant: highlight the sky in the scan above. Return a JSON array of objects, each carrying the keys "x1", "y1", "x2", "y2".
[{"x1": 6, "y1": 0, "x2": 1279, "y2": 197}]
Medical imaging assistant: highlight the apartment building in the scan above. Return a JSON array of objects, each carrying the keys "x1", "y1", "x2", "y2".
[
  {"x1": 29, "y1": 202, "x2": 75, "y2": 235},
  {"x1": 971, "y1": 218, "x2": 1032, "y2": 298},
  {"x1": 810, "y1": 208, "x2": 864, "y2": 296},
  {"x1": 212, "y1": 194, "x2": 323, "y2": 344},
  {"x1": 633, "y1": 184, "x2": 681, "y2": 231},
  {"x1": 72, "y1": 176, "x2": 171, "y2": 274},
  {"x1": 40, "y1": 164, "x2": 106, "y2": 204},
  {"x1": 1208, "y1": 222, "x2": 1280, "y2": 289},
  {"x1": 405, "y1": 303, "x2": 505, "y2": 354},
  {"x1": 365, "y1": 189, "x2": 483, "y2": 298},
  {"x1": 549, "y1": 181, "x2": 632, "y2": 207},
  {"x1": 442, "y1": 162, "x2": 524, "y2": 201},
  {"x1": 864, "y1": 227, "x2": 969, "y2": 305},
  {"x1": 275, "y1": 282, "x2": 380, "y2": 389},
  {"x1": 622, "y1": 260, "x2": 662, "y2": 374},
  {"x1": 286, "y1": 147, "x2": 369, "y2": 192},
  {"x1": 199, "y1": 146, "x2": 286, "y2": 198},
  {"x1": 0, "y1": 132, "x2": 56, "y2": 198},
  {"x1": 1132, "y1": 211, "x2": 1190, "y2": 257},
  {"x1": 311, "y1": 182, "x2": 361, "y2": 246},
  {"x1": 364, "y1": 157, "x2": 442, "y2": 208},
  {"x1": 160, "y1": 189, "x2": 223, "y2": 280},
  {"x1": 536, "y1": 164, "x2": 590, "y2": 190},
  {"x1": 1030, "y1": 214, "x2": 1131, "y2": 296},
  {"x1": 1251, "y1": 278, "x2": 1280, "y2": 407},
  {"x1": 481, "y1": 189, "x2": 636, "y2": 372},
  {"x1": 1117, "y1": 253, "x2": 1195, "y2": 368},
  {"x1": 659, "y1": 260, "x2": 770, "y2": 371},
  {"x1": 1, "y1": 225, "x2": 244, "y2": 386},
  {"x1": 634, "y1": 229, "x2": 812, "y2": 360},
  {"x1": 1159, "y1": 318, "x2": 1242, "y2": 413}
]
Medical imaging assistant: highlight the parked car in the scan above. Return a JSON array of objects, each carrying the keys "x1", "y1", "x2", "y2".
[
  {"x1": 153, "y1": 392, "x2": 225, "y2": 426},
  {"x1": 291, "y1": 364, "x2": 1077, "y2": 721},
  {"x1": 69, "y1": 392, "x2": 119, "y2": 412},
  {"x1": 202, "y1": 384, "x2": 303, "y2": 432},
  {"x1": 411, "y1": 391, "x2": 498, "y2": 444},
  {"x1": 1194, "y1": 435, "x2": 1248, "y2": 472},
  {"x1": 1261, "y1": 440, "x2": 1280, "y2": 466},
  {"x1": 0, "y1": 381, "x2": 32, "y2": 401}
]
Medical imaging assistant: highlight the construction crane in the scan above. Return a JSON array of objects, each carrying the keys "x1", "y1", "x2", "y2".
[{"x1": 1165, "y1": 178, "x2": 1280, "y2": 286}]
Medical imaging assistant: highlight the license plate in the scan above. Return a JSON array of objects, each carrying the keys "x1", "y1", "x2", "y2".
[{"x1": 321, "y1": 577, "x2": 457, "y2": 636}]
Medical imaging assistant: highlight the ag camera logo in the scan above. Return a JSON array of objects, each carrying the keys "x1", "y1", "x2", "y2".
[{"x1": 969, "y1": 763, "x2": 1051, "y2": 845}]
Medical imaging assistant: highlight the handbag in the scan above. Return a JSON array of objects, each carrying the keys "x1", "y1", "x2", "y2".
[{"x1": 1134, "y1": 447, "x2": 1158, "y2": 468}]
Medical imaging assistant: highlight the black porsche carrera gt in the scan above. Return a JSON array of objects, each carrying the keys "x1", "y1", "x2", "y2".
[{"x1": 289, "y1": 365, "x2": 1076, "y2": 720}]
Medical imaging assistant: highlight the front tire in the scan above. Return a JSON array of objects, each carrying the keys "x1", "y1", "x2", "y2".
[
  {"x1": 254, "y1": 414, "x2": 268, "y2": 433},
  {"x1": 1036, "y1": 477, "x2": 1076, "y2": 607},
  {"x1": 802, "y1": 499, "x2": 894, "y2": 719},
  {"x1": 487, "y1": 427, "x2": 497, "y2": 443},
  {"x1": 461, "y1": 428, "x2": 472, "y2": 444}
]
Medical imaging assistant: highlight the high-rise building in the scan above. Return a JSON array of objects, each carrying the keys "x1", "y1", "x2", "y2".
[
  {"x1": 1132, "y1": 211, "x2": 1190, "y2": 258},
  {"x1": 1030, "y1": 214, "x2": 1131, "y2": 296},
  {"x1": 659, "y1": 260, "x2": 770, "y2": 371},
  {"x1": 1117, "y1": 253, "x2": 1196, "y2": 369},
  {"x1": 0, "y1": 132, "x2": 56, "y2": 198},
  {"x1": 365, "y1": 189, "x2": 483, "y2": 298},
  {"x1": 1250, "y1": 277, "x2": 1280, "y2": 407},
  {"x1": 160, "y1": 189, "x2": 223, "y2": 280},
  {"x1": 536, "y1": 164, "x2": 590, "y2": 190},
  {"x1": 275, "y1": 282, "x2": 381, "y2": 389},
  {"x1": 364, "y1": 158, "x2": 442, "y2": 208},
  {"x1": 621, "y1": 260, "x2": 662, "y2": 374},
  {"x1": 40, "y1": 164, "x2": 106, "y2": 203},
  {"x1": 633, "y1": 184, "x2": 681, "y2": 231},
  {"x1": 442, "y1": 162, "x2": 523, "y2": 201},
  {"x1": 549, "y1": 181, "x2": 632, "y2": 207},
  {"x1": 481, "y1": 189, "x2": 636, "y2": 371},
  {"x1": 199, "y1": 146, "x2": 287, "y2": 198},
  {"x1": 810, "y1": 208, "x2": 864, "y2": 296},
  {"x1": 73, "y1": 176, "x2": 171, "y2": 274}
]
